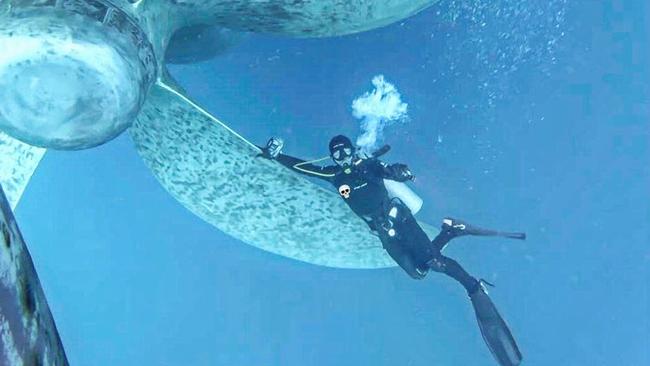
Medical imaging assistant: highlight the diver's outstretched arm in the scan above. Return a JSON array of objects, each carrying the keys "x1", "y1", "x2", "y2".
[
  {"x1": 276, "y1": 153, "x2": 338, "y2": 181},
  {"x1": 374, "y1": 159, "x2": 415, "y2": 182},
  {"x1": 258, "y1": 137, "x2": 337, "y2": 182}
]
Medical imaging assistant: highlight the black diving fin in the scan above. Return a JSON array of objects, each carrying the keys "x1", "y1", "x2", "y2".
[
  {"x1": 472, "y1": 227, "x2": 526, "y2": 240},
  {"x1": 470, "y1": 282, "x2": 523, "y2": 366},
  {"x1": 444, "y1": 218, "x2": 527, "y2": 241}
]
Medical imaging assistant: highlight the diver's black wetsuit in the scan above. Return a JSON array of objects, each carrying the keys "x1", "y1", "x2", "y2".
[
  {"x1": 264, "y1": 136, "x2": 526, "y2": 366},
  {"x1": 273, "y1": 152, "x2": 479, "y2": 292}
]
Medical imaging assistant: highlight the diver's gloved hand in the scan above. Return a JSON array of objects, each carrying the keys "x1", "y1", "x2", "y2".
[
  {"x1": 391, "y1": 163, "x2": 416, "y2": 181},
  {"x1": 261, "y1": 137, "x2": 284, "y2": 159}
]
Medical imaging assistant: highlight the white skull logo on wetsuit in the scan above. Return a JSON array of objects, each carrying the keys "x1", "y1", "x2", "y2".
[{"x1": 338, "y1": 184, "x2": 351, "y2": 199}]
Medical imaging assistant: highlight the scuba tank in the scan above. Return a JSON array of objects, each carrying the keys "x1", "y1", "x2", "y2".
[
  {"x1": 371, "y1": 145, "x2": 424, "y2": 215},
  {"x1": 383, "y1": 179, "x2": 423, "y2": 215}
]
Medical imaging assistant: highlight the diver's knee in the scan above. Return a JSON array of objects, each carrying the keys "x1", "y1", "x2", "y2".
[
  {"x1": 396, "y1": 260, "x2": 428, "y2": 279},
  {"x1": 405, "y1": 266, "x2": 428, "y2": 280},
  {"x1": 427, "y1": 256, "x2": 447, "y2": 273}
]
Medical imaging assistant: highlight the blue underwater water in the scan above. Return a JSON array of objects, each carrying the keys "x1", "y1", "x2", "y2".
[{"x1": 13, "y1": 0, "x2": 648, "y2": 365}]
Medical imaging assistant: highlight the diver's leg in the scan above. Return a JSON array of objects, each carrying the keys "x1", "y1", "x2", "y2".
[
  {"x1": 426, "y1": 217, "x2": 524, "y2": 364},
  {"x1": 469, "y1": 282, "x2": 523, "y2": 366},
  {"x1": 432, "y1": 217, "x2": 526, "y2": 252},
  {"x1": 382, "y1": 238, "x2": 427, "y2": 280},
  {"x1": 427, "y1": 254, "x2": 480, "y2": 294},
  {"x1": 375, "y1": 199, "x2": 429, "y2": 279}
]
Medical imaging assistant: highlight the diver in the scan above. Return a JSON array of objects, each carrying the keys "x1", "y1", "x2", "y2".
[{"x1": 260, "y1": 135, "x2": 525, "y2": 366}]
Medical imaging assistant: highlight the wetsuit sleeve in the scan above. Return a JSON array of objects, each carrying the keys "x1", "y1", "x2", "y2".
[
  {"x1": 274, "y1": 153, "x2": 337, "y2": 182},
  {"x1": 375, "y1": 159, "x2": 413, "y2": 182}
]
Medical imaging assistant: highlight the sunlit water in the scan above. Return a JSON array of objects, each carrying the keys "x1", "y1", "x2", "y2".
[{"x1": 15, "y1": 1, "x2": 648, "y2": 365}]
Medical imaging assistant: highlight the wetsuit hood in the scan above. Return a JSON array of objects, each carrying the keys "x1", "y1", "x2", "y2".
[
  {"x1": 329, "y1": 135, "x2": 354, "y2": 154},
  {"x1": 329, "y1": 135, "x2": 355, "y2": 166}
]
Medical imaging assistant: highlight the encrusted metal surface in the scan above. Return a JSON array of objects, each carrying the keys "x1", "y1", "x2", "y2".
[
  {"x1": 0, "y1": 132, "x2": 45, "y2": 210},
  {"x1": 163, "y1": 0, "x2": 438, "y2": 37},
  {"x1": 7, "y1": 0, "x2": 157, "y2": 88},
  {"x1": 0, "y1": 184, "x2": 68, "y2": 366},
  {"x1": 0, "y1": 0, "x2": 439, "y2": 267},
  {"x1": 130, "y1": 82, "x2": 438, "y2": 268}
]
